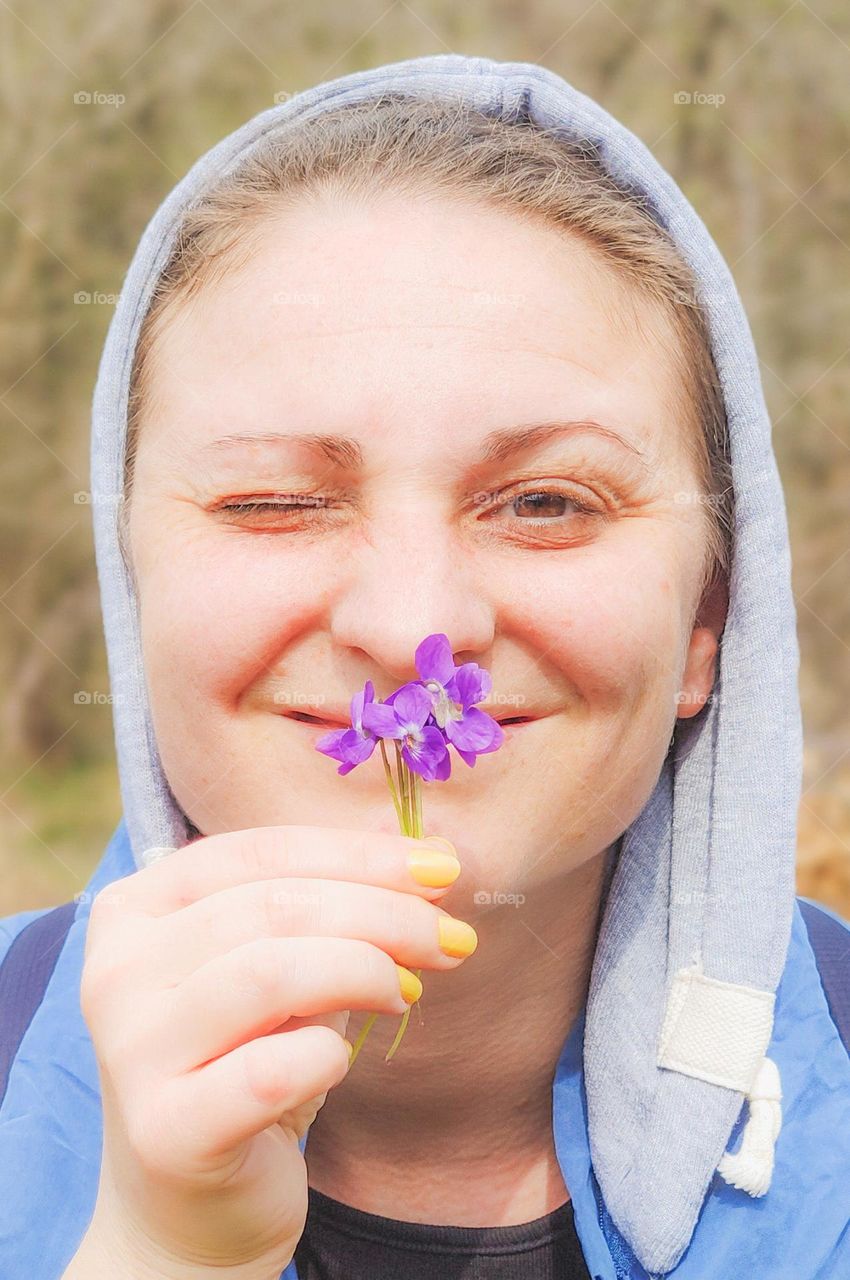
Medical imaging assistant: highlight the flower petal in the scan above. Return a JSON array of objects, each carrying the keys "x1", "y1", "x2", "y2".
[
  {"x1": 451, "y1": 663, "x2": 492, "y2": 708},
  {"x1": 414, "y1": 633, "x2": 457, "y2": 687},
  {"x1": 315, "y1": 727, "x2": 377, "y2": 773},
  {"x1": 350, "y1": 679, "x2": 376, "y2": 731},
  {"x1": 360, "y1": 701, "x2": 404, "y2": 738},
  {"x1": 314, "y1": 727, "x2": 349, "y2": 756},
  {"x1": 445, "y1": 707, "x2": 505, "y2": 754},
  {"x1": 433, "y1": 746, "x2": 453, "y2": 780},
  {"x1": 402, "y1": 725, "x2": 449, "y2": 782},
  {"x1": 390, "y1": 681, "x2": 435, "y2": 728},
  {"x1": 349, "y1": 696, "x2": 361, "y2": 729}
]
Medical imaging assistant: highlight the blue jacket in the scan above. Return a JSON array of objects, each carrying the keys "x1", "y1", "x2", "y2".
[{"x1": 1, "y1": 819, "x2": 849, "y2": 1278}]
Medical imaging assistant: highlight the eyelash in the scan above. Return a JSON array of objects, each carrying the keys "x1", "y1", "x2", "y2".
[
  {"x1": 218, "y1": 498, "x2": 329, "y2": 517},
  {"x1": 214, "y1": 486, "x2": 604, "y2": 532},
  {"x1": 480, "y1": 487, "x2": 600, "y2": 523}
]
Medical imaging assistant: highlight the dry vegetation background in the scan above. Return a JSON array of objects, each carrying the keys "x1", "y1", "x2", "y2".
[{"x1": 1, "y1": 0, "x2": 848, "y2": 920}]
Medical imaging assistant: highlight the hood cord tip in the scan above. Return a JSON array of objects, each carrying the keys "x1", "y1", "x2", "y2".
[{"x1": 716, "y1": 1055, "x2": 782, "y2": 1197}]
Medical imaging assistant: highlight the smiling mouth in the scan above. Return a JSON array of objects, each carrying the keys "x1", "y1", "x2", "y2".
[
  {"x1": 281, "y1": 711, "x2": 348, "y2": 727},
  {"x1": 278, "y1": 710, "x2": 538, "y2": 729}
]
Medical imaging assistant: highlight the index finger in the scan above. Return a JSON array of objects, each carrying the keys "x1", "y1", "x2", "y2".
[{"x1": 119, "y1": 826, "x2": 462, "y2": 917}]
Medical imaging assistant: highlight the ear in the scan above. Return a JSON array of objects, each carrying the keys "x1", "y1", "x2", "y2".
[{"x1": 676, "y1": 573, "x2": 729, "y2": 720}]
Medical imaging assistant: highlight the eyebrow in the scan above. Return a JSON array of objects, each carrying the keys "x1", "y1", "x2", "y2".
[
  {"x1": 478, "y1": 420, "x2": 648, "y2": 469},
  {"x1": 201, "y1": 432, "x2": 363, "y2": 469},
  {"x1": 199, "y1": 420, "x2": 648, "y2": 470}
]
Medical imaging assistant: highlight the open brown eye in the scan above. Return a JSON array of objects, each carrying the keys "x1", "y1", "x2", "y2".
[
  {"x1": 486, "y1": 486, "x2": 600, "y2": 521},
  {"x1": 511, "y1": 490, "x2": 595, "y2": 519}
]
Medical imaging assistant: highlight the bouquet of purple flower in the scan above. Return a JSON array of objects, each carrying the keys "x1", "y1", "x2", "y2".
[{"x1": 314, "y1": 632, "x2": 504, "y2": 1064}]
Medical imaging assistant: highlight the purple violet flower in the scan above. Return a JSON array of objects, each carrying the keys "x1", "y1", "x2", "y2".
[
  {"x1": 314, "y1": 634, "x2": 504, "y2": 778},
  {"x1": 360, "y1": 681, "x2": 451, "y2": 782},
  {"x1": 413, "y1": 633, "x2": 504, "y2": 768},
  {"x1": 314, "y1": 679, "x2": 379, "y2": 775},
  {"x1": 312, "y1": 634, "x2": 506, "y2": 1067}
]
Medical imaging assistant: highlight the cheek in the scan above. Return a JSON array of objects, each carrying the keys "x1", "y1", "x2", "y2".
[
  {"x1": 487, "y1": 537, "x2": 686, "y2": 715},
  {"x1": 136, "y1": 524, "x2": 333, "y2": 708},
  {"x1": 136, "y1": 507, "x2": 689, "y2": 729}
]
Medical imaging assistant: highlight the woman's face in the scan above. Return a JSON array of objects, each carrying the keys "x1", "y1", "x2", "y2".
[{"x1": 128, "y1": 193, "x2": 724, "y2": 895}]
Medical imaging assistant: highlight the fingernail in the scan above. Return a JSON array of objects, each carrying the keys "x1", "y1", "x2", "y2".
[
  {"x1": 395, "y1": 963, "x2": 423, "y2": 1004},
  {"x1": 342, "y1": 1038, "x2": 354, "y2": 1063},
  {"x1": 422, "y1": 834, "x2": 458, "y2": 858},
  {"x1": 438, "y1": 916, "x2": 479, "y2": 958},
  {"x1": 408, "y1": 848, "x2": 461, "y2": 888}
]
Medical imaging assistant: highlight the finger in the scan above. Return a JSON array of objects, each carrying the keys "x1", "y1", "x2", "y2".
[
  {"x1": 160, "y1": 936, "x2": 421, "y2": 1074},
  {"x1": 122, "y1": 827, "x2": 462, "y2": 916},
  {"x1": 149, "y1": 877, "x2": 476, "y2": 985},
  {"x1": 261, "y1": 1010, "x2": 349, "y2": 1041},
  {"x1": 151, "y1": 1023, "x2": 352, "y2": 1171}
]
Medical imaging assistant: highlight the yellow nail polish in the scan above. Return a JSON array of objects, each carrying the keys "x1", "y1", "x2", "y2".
[
  {"x1": 438, "y1": 916, "x2": 479, "y2": 958},
  {"x1": 422, "y1": 835, "x2": 458, "y2": 858},
  {"x1": 343, "y1": 1038, "x2": 354, "y2": 1063},
  {"x1": 408, "y1": 848, "x2": 462, "y2": 888},
  {"x1": 395, "y1": 963, "x2": 423, "y2": 1004}
]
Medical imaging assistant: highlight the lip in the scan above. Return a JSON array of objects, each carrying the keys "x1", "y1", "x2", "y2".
[
  {"x1": 276, "y1": 711, "x2": 350, "y2": 731},
  {"x1": 275, "y1": 709, "x2": 542, "y2": 733},
  {"x1": 492, "y1": 716, "x2": 540, "y2": 737}
]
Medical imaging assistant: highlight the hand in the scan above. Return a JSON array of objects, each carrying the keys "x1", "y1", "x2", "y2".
[{"x1": 78, "y1": 826, "x2": 473, "y2": 1273}]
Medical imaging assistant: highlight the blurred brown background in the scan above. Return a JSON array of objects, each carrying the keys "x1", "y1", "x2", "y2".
[{"x1": 1, "y1": 1, "x2": 848, "y2": 919}]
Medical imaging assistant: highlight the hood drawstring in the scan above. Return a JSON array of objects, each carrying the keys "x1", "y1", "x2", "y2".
[
  {"x1": 657, "y1": 957, "x2": 782, "y2": 1198},
  {"x1": 716, "y1": 1055, "x2": 783, "y2": 1196},
  {"x1": 140, "y1": 845, "x2": 178, "y2": 868}
]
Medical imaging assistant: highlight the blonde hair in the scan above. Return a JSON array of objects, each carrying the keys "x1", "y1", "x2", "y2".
[{"x1": 125, "y1": 93, "x2": 733, "y2": 607}]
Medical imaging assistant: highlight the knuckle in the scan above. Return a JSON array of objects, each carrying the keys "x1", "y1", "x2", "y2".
[
  {"x1": 288, "y1": 879, "x2": 327, "y2": 932},
  {"x1": 239, "y1": 936, "x2": 288, "y2": 1000},
  {"x1": 241, "y1": 1037, "x2": 289, "y2": 1110},
  {"x1": 125, "y1": 1100, "x2": 171, "y2": 1178},
  {"x1": 386, "y1": 888, "x2": 429, "y2": 946},
  {"x1": 258, "y1": 883, "x2": 283, "y2": 939},
  {"x1": 80, "y1": 954, "x2": 117, "y2": 1021},
  {"x1": 80, "y1": 943, "x2": 136, "y2": 1022},
  {"x1": 85, "y1": 891, "x2": 111, "y2": 939},
  {"x1": 92, "y1": 993, "x2": 163, "y2": 1088},
  {"x1": 105, "y1": 1018, "x2": 149, "y2": 1080},
  {"x1": 262, "y1": 878, "x2": 314, "y2": 935},
  {"x1": 240, "y1": 827, "x2": 270, "y2": 882},
  {"x1": 79, "y1": 964, "x2": 106, "y2": 1025},
  {"x1": 357, "y1": 939, "x2": 397, "y2": 996},
  {"x1": 246, "y1": 825, "x2": 292, "y2": 883},
  {"x1": 87, "y1": 884, "x2": 131, "y2": 934}
]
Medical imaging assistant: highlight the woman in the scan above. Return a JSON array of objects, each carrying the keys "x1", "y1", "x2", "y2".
[{"x1": 1, "y1": 53, "x2": 848, "y2": 1280}]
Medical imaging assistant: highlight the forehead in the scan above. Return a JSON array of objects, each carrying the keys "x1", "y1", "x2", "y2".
[{"x1": 137, "y1": 193, "x2": 685, "y2": 469}]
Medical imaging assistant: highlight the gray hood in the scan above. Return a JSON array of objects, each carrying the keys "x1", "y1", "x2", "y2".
[{"x1": 90, "y1": 53, "x2": 802, "y2": 1275}]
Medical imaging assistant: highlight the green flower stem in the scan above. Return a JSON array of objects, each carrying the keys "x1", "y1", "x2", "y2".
[
  {"x1": 384, "y1": 994, "x2": 416, "y2": 1062},
  {"x1": 379, "y1": 739, "x2": 404, "y2": 828},
  {"x1": 397, "y1": 743, "x2": 410, "y2": 830},
  {"x1": 347, "y1": 742, "x2": 425, "y2": 1067},
  {"x1": 385, "y1": 751, "x2": 423, "y2": 1062},
  {"x1": 347, "y1": 1010, "x2": 379, "y2": 1067},
  {"x1": 413, "y1": 767, "x2": 424, "y2": 840}
]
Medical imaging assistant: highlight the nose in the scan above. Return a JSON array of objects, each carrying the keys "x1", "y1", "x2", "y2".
[{"x1": 327, "y1": 504, "x2": 495, "y2": 689}]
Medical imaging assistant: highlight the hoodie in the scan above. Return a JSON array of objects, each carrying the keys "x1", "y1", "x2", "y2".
[{"x1": 1, "y1": 52, "x2": 849, "y2": 1280}]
